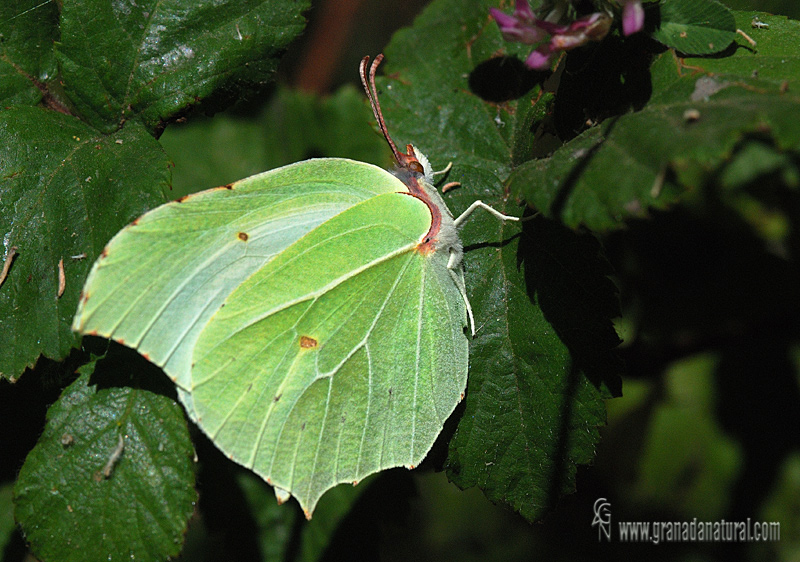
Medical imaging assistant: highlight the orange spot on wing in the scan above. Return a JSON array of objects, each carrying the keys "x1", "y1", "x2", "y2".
[
  {"x1": 237, "y1": 232, "x2": 249, "y2": 242},
  {"x1": 415, "y1": 240, "x2": 436, "y2": 255},
  {"x1": 177, "y1": 183, "x2": 234, "y2": 204},
  {"x1": 299, "y1": 336, "x2": 318, "y2": 349}
]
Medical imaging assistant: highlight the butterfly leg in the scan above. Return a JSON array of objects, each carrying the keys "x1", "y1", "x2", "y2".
[
  {"x1": 454, "y1": 200, "x2": 519, "y2": 229},
  {"x1": 448, "y1": 201, "x2": 519, "y2": 336},
  {"x1": 446, "y1": 250, "x2": 476, "y2": 336},
  {"x1": 432, "y1": 161, "x2": 453, "y2": 176}
]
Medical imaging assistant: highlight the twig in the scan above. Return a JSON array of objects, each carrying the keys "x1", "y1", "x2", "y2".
[
  {"x1": 0, "y1": 246, "x2": 18, "y2": 289},
  {"x1": 57, "y1": 258, "x2": 65, "y2": 298},
  {"x1": 101, "y1": 434, "x2": 125, "y2": 479}
]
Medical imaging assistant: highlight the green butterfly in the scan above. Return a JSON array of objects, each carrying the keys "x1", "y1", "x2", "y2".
[{"x1": 73, "y1": 54, "x2": 519, "y2": 517}]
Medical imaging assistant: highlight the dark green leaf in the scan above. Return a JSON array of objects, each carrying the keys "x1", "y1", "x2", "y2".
[
  {"x1": 0, "y1": 107, "x2": 169, "y2": 380},
  {"x1": 684, "y1": 11, "x2": 800, "y2": 92},
  {"x1": 295, "y1": 479, "x2": 371, "y2": 562},
  {"x1": 56, "y1": 0, "x2": 310, "y2": 133},
  {"x1": 185, "y1": 452, "x2": 372, "y2": 560},
  {"x1": 447, "y1": 216, "x2": 619, "y2": 521},
  {"x1": 716, "y1": 138, "x2": 799, "y2": 251},
  {"x1": 233, "y1": 472, "x2": 295, "y2": 561},
  {"x1": 0, "y1": 481, "x2": 14, "y2": 555},
  {"x1": 377, "y1": 0, "x2": 621, "y2": 521},
  {"x1": 720, "y1": 140, "x2": 799, "y2": 189},
  {"x1": 652, "y1": 0, "x2": 736, "y2": 55},
  {"x1": 160, "y1": 85, "x2": 390, "y2": 198},
  {"x1": 13, "y1": 355, "x2": 197, "y2": 562},
  {"x1": 512, "y1": 11, "x2": 800, "y2": 231},
  {"x1": 509, "y1": 123, "x2": 685, "y2": 230},
  {"x1": 0, "y1": 0, "x2": 59, "y2": 106},
  {"x1": 634, "y1": 356, "x2": 740, "y2": 520}
]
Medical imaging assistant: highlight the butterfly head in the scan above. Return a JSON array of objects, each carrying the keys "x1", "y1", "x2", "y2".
[{"x1": 392, "y1": 143, "x2": 434, "y2": 185}]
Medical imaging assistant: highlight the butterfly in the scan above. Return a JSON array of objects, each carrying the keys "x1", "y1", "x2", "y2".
[{"x1": 73, "y1": 54, "x2": 518, "y2": 517}]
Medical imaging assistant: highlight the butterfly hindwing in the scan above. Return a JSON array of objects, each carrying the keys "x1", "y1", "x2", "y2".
[{"x1": 191, "y1": 190, "x2": 468, "y2": 515}]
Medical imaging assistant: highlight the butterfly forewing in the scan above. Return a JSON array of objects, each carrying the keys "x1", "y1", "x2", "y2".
[{"x1": 73, "y1": 159, "x2": 404, "y2": 407}]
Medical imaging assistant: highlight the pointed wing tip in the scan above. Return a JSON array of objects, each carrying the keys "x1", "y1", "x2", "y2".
[
  {"x1": 274, "y1": 487, "x2": 321, "y2": 520},
  {"x1": 273, "y1": 485, "x2": 291, "y2": 506}
]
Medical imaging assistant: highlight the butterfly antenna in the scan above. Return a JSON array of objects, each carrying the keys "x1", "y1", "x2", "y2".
[{"x1": 360, "y1": 55, "x2": 405, "y2": 165}]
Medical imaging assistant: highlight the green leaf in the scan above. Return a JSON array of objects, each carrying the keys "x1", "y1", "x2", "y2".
[
  {"x1": 511, "y1": 11, "x2": 800, "y2": 231},
  {"x1": 635, "y1": 356, "x2": 742, "y2": 520},
  {"x1": 720, "y1": 140, "x2": 799, "y2": 189},
  {"x1": 184, "y1": 451, "x2": 371, "y2": 560},
  {"x1": 449, "y1": 217, "x2": 619, "y2": 520},
  {"x1": 652, "y1": 0, "x2": 736, "y2": 55},
  {"x1": 13, "y1": 353, "x2": 197, "y2": 562},
  {"x1": 294, "y1": 480, "x2": 371, "y2": 562},
  {"x1": 509, "y1": 123, "x2": 684, "y2": 230},
  {"x1": 0, "y1": 481, "x2": 15, "y2": 555},
  {"x1": 0, "y1": 0, "x2": 59, "y2": 106},
  {"x1": 56, "y1": 0, "x2": 310, "y2": 132},
  {"x1": 377, "y1": 0, "x2": 622, "y2": 520},
  {"x1": 233, "y1": 471, "x2": 295, "y2": 560},
  {"x1": 160, "y1": 85, "x2": 391, "y2": 198},
  {"x1": 259, "y1": 86, "x2": 394, "y2": 169},
  {"x1": 717, "y1": 137, "x2": 799, "y2": 250},
  {"x1": 684, "y1": 11, "x2": 800, "y2": 92},
  {"x1": 0, "y1": 107, "x2": 169, "y2": 380}
]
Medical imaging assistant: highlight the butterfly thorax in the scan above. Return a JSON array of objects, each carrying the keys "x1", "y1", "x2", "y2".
[{"x1": 392, "y1": 146, "x2": 462, "y2": 264}]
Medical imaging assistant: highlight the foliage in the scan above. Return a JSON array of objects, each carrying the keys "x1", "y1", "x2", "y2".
[{"x1": 1, "y1": 0, "x2": 798, "y2": 560}]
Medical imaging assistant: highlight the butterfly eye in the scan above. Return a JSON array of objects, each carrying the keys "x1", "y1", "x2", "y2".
[{"x1": 409, "y1": 161, "x2": 424, "y2": 174}]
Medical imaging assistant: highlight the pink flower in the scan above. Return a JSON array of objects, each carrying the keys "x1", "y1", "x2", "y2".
[
  {"x1": 620, "y1": 0, "x2": 645, "y2": 36},
  {"x1": 490, "y1": 0, "x2": 643, "y2": 69},
  {"x1": 489, "y1": 0, "x2": 546, "y2": 44}
]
